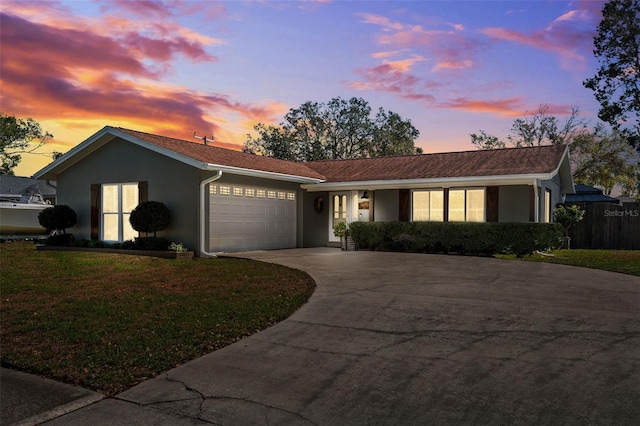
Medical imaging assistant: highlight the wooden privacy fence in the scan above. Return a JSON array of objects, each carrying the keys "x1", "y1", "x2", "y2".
[{"x1": 561, "y1": 202, "x2": 640, "y2": 250}]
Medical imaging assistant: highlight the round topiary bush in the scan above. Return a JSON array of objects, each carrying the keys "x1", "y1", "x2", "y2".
[
  {"x1": 129, "y1": 201, "x2": 171, "y2": 237},
  {"x1": 38, "y1": 204, "x2": 77, "y2": 234}
]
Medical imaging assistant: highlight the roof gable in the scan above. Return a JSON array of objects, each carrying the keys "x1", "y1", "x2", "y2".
[
  {"x1": 34, "y1": 126, "x2": 324, "y2": 182},
  {"x1": 115, "y1": 128, "x2": 325, "y2": 181}
]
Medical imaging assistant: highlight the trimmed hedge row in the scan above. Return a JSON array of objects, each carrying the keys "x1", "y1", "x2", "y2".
[
  {"x1": 349, "y1": 221, "x2": 563, "y2": 257},
  {"x1": 44, "y1": 236, "x2": 172, "y2": 251}
]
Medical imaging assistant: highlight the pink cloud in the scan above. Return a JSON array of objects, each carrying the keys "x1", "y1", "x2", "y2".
[
  {"x1": 480, "y1": 3, "x2": 601, "y2": 71},
  {"x1": 349, "y1": 60, "x2": 441, "y2": 104},
  {"x1": 432, "y1": 60, "x2": 474, "y2": 71},
  {"x1": 121, "y1": 31, "x2": 215, "y2": 62},
  {"x1": 358, "y1": 13, "x2": 405, "y2": 31},
  {"x1": 98, "y1": 0, "x2": 226, "y2": 20},
  {"x1": 361, "y1": 13, "x2": 483, "y2": 73},
  {"x1": 0, "y1": 12, "x2": 278, "y2": 148},
  {"x1": 441, "y1": 97, "x2": 526, "y2": 117},
  {"x1": 103, "y1": 0, "x2": 174, "y2": 18},
  {"x1": 1, "y1": 13, "x2": 156, "y2": 78}
]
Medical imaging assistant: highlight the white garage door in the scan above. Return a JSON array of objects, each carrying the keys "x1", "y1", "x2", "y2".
[{"x1": 208, "y1": 184, "x2": 297, "y2": 252}]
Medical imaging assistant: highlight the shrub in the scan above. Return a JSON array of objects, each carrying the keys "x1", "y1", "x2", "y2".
[
  {"x1": 38, "y1": 205, "x2": 77, "y2": 234},
  {"x1": 88, "y1": 240, "x2": 111, "y2": 249},
  {"x1": 350, "y1": 222, "x2": 563, "y2": 257},
  {"x1": 333, "y1": 221, "x2": 349, "y2": 237},
  {"x1": 45, "y1": 233, "x2": 75, "y2": 247},
  {"x1": 134, "y1": 237, "x2": 171, "y2": 251},
  {"x1": 169, "y1": 242, "x2": 187, "y2": 253},
  {"x1": 121, "y1": 239, "x2": 136, "y2": 250},
  {"x1": 553, "y1": 204, "x2": 585, "y2": 237},
  {"x1": 129, "y1": 201, "x2": 171, "y2": 237}
]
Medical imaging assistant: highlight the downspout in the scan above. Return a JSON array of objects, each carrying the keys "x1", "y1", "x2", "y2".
[
  {"x1": 199, "y1": 170, "x2": 223, "y2": 258},
  {"x1": 533, "y1": 179, "x2": 540, "y2": 223}
]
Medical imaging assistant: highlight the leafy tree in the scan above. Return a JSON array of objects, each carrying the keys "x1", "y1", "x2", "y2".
[
  {"x1": 570, "y1": 125, "x2": 639, "y2": 195},
  {"x1": 470, "y1": 105, "x2": 585, "y2": 150},
  {"x1": 243, "y1": 97, "x2": 421, "y2": 161},
  {"x1": 553, "y1": 204, "x2": 585, "y2": 240},
  {"x1": 1, "y1": 113, "x2": 53, "y2": 175},
  {"x1": 243, "y1": 123, "x2": 297, "y2": 160},
  {"x1": 508, "y1": 106, "x2": 585, "y2": 147},
  {"x1": 38, "y1": 205, "x2": 77, "y2": 234},
  {"x1": 583, "y1": 0, "x2": 640, "y2": 149},
  {"x1": 470, "y1": 105, "x2": 636, "y2": 193},
  {"x1": 372, "y1": 109, "x2": 423, "y2": 156},
  {"x1": 129, "y1": 201, "x2": 171, "y2": 237},
  {"x1": 470, "y1": 130, "x2": 506, "y2": 150},
  {"x1": 624, "y1": 170, "x2": 640, "y2": 200}
]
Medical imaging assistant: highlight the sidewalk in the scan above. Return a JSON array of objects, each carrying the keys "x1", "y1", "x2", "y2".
[{"x1": 0, "y1": 368, "x2": 103, "y2": 425}]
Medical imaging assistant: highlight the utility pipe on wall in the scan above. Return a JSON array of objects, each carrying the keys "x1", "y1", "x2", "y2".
[
  {"x1": 533, "y1": 179, "x2": 540, "y2": 223},
  {"x1": 199, "y1": 170, "x2": 223, "y2": 258}
]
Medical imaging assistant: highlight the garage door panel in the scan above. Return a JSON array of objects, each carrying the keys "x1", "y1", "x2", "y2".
[{"x1": 209, "y1": 184, "x2": 296, "y2": 252}]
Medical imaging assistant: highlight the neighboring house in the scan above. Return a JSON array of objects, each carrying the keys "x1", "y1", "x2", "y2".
[
  {"x1": 0, "y1": 174, "x2": 57, "y2": 204},
  {"x1": 34, "y1": 126, "x2": 574, "y2": 256},
  {"x1": 565, "y1": 184, "x2": 620, "y2": 204}
]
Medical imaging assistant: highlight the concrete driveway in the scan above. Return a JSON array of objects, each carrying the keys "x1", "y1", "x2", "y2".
[{"x1": 49, "y1": 249, "x2": 639, "y2": 425}]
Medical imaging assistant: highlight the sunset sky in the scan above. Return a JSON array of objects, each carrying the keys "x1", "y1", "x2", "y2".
[{"x1": 1, "y1": 0, "x2": 606, "y2": 177}]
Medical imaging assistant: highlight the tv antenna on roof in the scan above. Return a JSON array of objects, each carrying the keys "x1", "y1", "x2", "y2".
[{"x1": 193, "y1": 131, "x2": 214, "y2": 146}]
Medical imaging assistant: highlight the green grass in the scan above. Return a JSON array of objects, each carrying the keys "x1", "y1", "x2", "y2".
[
  {"x1": 0, "y1": 241, "x2": 315, "y2": 396},
  {"x1": 496, "y1": 249, "x2": 640, "y2": 276}
]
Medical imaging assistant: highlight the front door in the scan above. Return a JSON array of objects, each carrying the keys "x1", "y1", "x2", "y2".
[{"x1": 330, "y1": 192, "x2": 349, "y2": 242}]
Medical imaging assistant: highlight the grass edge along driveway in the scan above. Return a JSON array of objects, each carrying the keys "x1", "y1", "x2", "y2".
[
  {"x1": 0, "y1": 242, "x2": 315, "y2": 396},
  {"x1": 497, "y1": 249, "x2": 640, "y2": 276}
]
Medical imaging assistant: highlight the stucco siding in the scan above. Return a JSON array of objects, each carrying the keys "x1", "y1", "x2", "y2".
[
  {"x1": 302, "y1": 191, "x2": 329, "y2": 247},
  {"x1": 540, "y1": 175, "x2": 563, "y2": 222},
  {"x1": 374, "y1": 190, "x2": 399, "y2": 222},
  {"x1": 498, "y1": 185, "x2": 530, "y2": 222}
]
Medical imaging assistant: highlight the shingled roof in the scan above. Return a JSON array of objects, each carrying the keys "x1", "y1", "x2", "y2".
[
  {"x1": 35, "y1": 126, "x2": 570, "y2": 189},
  {"x1": 119, "y1": 127, "x2": 567, "y2": 182},
  {"x1": 306, "y1": 144, "x2": 568, "y2": 182},
  {"x1": 116, "y1": 128, "x2": 325, "y2": 180}
]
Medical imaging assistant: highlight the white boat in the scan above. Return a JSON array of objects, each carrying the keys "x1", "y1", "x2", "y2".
[{"x1": 0, "y1": 186, "x2": 50, "y2": 236}]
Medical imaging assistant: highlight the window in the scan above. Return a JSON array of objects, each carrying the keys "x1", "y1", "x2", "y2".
[
  {"x1": 448, "y1": 189, "x2": 485, "y2": 222},
  {"x1": 412, "y1": 190, "x2": 444, "y2": 221},
  {"x1": 544, "y1": 189, "x2": 552, "y2": 223},
  {"x1": 332, "y1": 194, "x2": 348, "y2": 234},
  {"x1": 102, "y1": 183, "x2": 138, "y2": 241}
]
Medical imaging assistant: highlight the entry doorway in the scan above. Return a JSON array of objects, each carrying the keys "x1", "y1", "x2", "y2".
[{"x1": 329, "y1": 192, "x2": 349, "y2": 242}]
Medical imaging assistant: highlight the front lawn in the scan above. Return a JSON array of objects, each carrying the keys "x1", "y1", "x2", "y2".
[
  {"x1": 497, "y1": 249, "x2": 640, "y2": 276},
  {"x1": 0, "y1": 242, "x2": 315, "y2": 396}
]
